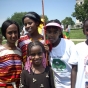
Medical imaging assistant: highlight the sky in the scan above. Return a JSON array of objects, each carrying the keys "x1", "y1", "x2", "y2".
[{"x1": 0, "y1": 0, "x2": 76, "y2": 26}]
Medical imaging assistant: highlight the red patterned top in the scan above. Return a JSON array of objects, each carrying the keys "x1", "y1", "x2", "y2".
[
  {"x1": 17, "y1": 35, "x2": 44, "y2": 64},
  {"x1": 0, "y1": 46, "x2": 22, "y2": 86}
]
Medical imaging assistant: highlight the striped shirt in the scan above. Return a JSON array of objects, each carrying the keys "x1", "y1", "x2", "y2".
[{"x1": 0, "y1": 46, "x2": 22, "y2": 86}]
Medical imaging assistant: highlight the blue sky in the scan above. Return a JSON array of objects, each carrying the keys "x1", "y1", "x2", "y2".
[{"x1": 0, "y1": 0, "x2": 76, "y2": 26}]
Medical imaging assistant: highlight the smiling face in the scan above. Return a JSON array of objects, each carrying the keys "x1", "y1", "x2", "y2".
[
  {"x1": 6, "y1": 24, "x2": 18, "y2": 44},
  {"x1": 46, "y1": 26, "x2": 61, "y2": 44},
  {"x1": 30, "y1": 45, "x2": 43, "y2": 66},
  {"x1": 24, "y1": 17, "x2": 38, "y2": 34}
]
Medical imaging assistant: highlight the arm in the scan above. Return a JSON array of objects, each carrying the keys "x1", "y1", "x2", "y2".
[
  {"x1": 49, "y1": 68, "x2": 55, "y2": 88},
  {"x1": 71, "y1": 65, "x2": 77, "y2": 88}
]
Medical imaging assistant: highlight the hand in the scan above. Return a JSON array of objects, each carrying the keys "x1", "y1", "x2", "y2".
[{"x1": 44, "y1": 44, "x2": 49, "y2": 53}]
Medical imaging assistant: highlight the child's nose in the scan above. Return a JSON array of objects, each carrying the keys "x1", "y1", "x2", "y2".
[{"x1": 35, "y1": 54, "x2": 39, "y2": 59}]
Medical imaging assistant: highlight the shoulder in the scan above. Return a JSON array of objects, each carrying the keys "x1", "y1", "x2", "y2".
[
  {"x1": 61, "y1": 38, "x2": 74, "y2": 45},
  {"x1": 76, "y1": 42, "x2": 85, "y2": 49},
  {"x1": 21, "y1": 70, "x2": 29, "y2": 75},
  {"x1": 76, "y1": 42, "x2": 85, "y2": 46},
  {"x1": 18, "y1": 35, "x2": 29, "y2": 42},
  {"x1": 0, "y1": 45, "x2": 6, "y2": 52}
]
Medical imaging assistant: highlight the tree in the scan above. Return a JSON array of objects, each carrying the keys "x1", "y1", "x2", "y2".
[
  {"x1": 61, "y1": 17, "x2": 75, "y2": 26},
  {"x1": 9, "y1": 12, "x2": 27, "y2": 28},
  {"x1": 72, "y1": 0, "x2": 88, "y2": 22},
  {"x1": 9, "y1": 12, "x2": 49, "y2": 30}
]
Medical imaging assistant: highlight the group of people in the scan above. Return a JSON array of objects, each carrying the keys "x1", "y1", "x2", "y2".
[{"x1": 0, "y1": 11, "x2": 88, "y2": 88}]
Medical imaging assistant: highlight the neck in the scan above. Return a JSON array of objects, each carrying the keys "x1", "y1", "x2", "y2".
[
  {"x1": 31, "y1": 64, "x2": 45, "y2": 74},
  {"x1": 31, "y1": 29, "x2": 39, "y2": 36},
  {"x1": 4, "y1": 41, "x2": 16, "y2": 49},
  {"x1": 28, "y1": 31, "x2": 42, "y2": 41},
  {"x1": 52, "y1": 38, "x2": 61, "y2": 47}
]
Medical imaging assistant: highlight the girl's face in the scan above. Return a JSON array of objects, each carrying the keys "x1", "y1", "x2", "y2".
[
  {"x1": 30, "y1": 45, "x2": 43, "y2": 66},
  {"x1": 24, "y1": 17, "x2": 38, "y2": 34},
  {"x1": 84, "y1": 21, "x2": 88, "y2": 38},
  {"x1": 46, "y1": 26, "x2": 61, "y2": 44},
  {"x1": 6, "y1": 24, "x2": 18, "y2": 44}
]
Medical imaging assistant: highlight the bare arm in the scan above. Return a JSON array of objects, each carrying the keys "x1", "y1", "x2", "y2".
[{"x1": 71, "y1": 65, "x2": 77, "y2": 88}]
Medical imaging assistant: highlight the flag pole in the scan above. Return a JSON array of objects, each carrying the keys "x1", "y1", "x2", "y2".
[
  {"x1": 42, "y1": 0, "x2": 48, "y2": 66},
  {"x1": 42, "y1": 0, "x2": 45, "y2": 25}
]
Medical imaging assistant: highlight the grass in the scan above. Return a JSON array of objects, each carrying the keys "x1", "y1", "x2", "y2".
[
  {"x1": 69, "y1": 29, "x2": 86, "y2": 39},
  {"x1": 1, "y1": 29, "x2": 86, "y2": 45}
]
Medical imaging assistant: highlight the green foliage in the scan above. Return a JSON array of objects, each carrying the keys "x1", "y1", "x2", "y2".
[
  {"x1": 9, "y1": 12, "x2": 27, "y2": 27},
  {"x1": 8, "y1": 12, "x2": 49, "y2": 31},
  {"x1": 61, "y1": 17, "x2": 75, "y2": 26},
  {"x1": 72, "y1": 0, "x2": 88, "y2": 22}
]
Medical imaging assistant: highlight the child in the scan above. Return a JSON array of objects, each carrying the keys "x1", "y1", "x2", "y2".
[
  {"x1": 69, "y1": 18, "x2": 88, "y2": 88},
  {"x1": 0, "y1": 20, "x2": 22, "y2": 88},
  {"x1": 0, "y1": 34, "x2": 2, "y2": 45},
  {"x1": 17, "y1": 12, "x2": 44, "y2": 65},
  {"x1": 44, "y1": 19, "x2": 77, "y2": 88},
  {"x1": 20, "y1": 41, "x2": 55, "y2": 88}
]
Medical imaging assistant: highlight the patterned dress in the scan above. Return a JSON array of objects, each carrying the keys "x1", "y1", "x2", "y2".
[
  {"x1": 17, "y1": 35, "x2": 44, "y2": 64},
  {"x1": 0, "y1": 46, "x2": 22, "y2": 88}
]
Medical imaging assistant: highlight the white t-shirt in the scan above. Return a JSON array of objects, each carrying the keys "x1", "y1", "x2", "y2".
[
  {"x1": 50, "y1": 38, "x2": 76, "y2": 88},
  {"x1": 69, "y1": 42, "x2": 88, "y2": 88}
]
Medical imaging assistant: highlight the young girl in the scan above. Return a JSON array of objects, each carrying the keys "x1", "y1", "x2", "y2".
[
  {"x1": 44, "y1": 19, "x2": 77, "y2": 88},
  {"x1": 20, "y1": 41, "x2": 55, "y2": 88},
  {"x1": 17, "y1": 12, "x2": 44, "y2": 65},
  {"x1": 69, "y1": 18, "x2": 88, "y2": 88},
  {"x1": 0, "y1": 20, "x2": 22, "y2": 88}
]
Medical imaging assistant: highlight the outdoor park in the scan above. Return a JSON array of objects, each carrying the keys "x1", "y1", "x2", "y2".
[{"x1": 0, "y1": 0, "x2": 87, "y2": 45}]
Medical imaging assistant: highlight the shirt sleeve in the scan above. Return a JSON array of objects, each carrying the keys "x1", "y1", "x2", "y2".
[{"x1": 68, "y1": 41, "x2": 79, "y2": 65}]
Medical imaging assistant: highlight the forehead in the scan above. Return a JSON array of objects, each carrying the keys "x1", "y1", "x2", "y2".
[
  {"x1": 46, "y1": 26, "x2": 60, "y2": 31},
  {"x1": 24, "y1": 17, "x2": 34, "y2": 23},
  {"x1": 31, "y1": 45, "x2": 42, "y2": 52},
  {"x1": 6, "y1": 24, "x2": 18, "y2": 32}
]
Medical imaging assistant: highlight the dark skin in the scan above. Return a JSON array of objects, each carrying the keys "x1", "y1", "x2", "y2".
[
  {"x1": 3, "y1": 24, "x2": 18, "y2": 50},
  {"x1": 23, "y1": 17, "x2": 43, "y2": 41},
  {"x1": 71, "y1": 65, "x2": 77, "y2": 88},
  {"x1": 29, "y1": 45, "x2": 45, "y2": 74},
  {"x1": 46, "y1": 26, "x2": 62, "y2": 47}
]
